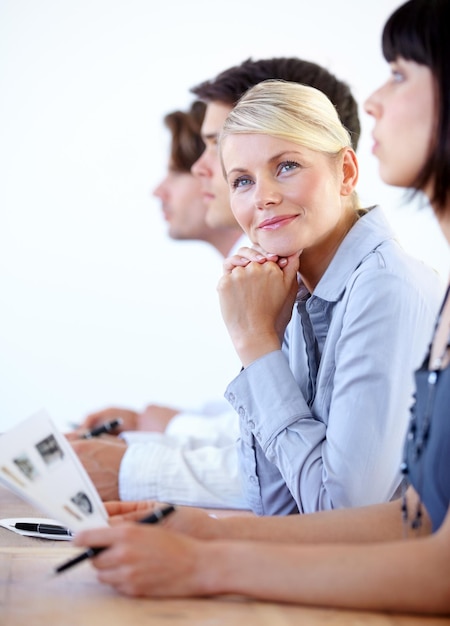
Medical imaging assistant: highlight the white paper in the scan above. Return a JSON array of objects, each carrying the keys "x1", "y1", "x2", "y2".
[{"x1": 0, "y1": 410, "x2": 108, "y2": 533}]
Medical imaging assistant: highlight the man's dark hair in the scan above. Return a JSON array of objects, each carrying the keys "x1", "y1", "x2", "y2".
[
  {"x1": 191, "y1": 57, "x2": 360, "y2": 150},
  {"x1": 164, "y1": 100, "x2": 206, "y2": 172}
]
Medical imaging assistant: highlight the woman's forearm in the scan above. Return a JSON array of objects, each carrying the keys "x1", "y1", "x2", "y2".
[
  {"x1": 201, "y1": 529, "x2": 450, "y2": 614},
  {"x1": 212, "y1": 489, "x2": 430, "y2": 544}
]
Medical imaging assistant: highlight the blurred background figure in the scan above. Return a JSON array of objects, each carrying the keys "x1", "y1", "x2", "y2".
[
  {"x1": 154, "y1": 101, "x2": 242, "y2": 257},
  {"x1": 69, "y1": 101, "x2": 247, "y2": 508},
  {"x1": 76, "y1": 100, "x2": 243, "y2": 437}
]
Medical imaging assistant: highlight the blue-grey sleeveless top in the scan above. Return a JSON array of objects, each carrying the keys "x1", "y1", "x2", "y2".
[{"x1": 404, "y1": 357, "x2": 450, "y2": 531}]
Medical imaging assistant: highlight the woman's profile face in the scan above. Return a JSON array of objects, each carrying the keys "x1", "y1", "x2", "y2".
[
  {"x1": 222, "y1": 133, "x2": 356, "y2": 257},
  {"x1": 364, "y1": 58, "x2": 435, "y2": 195}
]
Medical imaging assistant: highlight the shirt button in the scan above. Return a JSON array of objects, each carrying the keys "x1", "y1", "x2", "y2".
[
  {"x1": 227, "y1": 392, "x2": 235, "y2": 403},
  {"x1": 249, "y1": 475, "x2": 258, "y2": 485},
  {"x1": 238, "y1": 406, "x2": 245, "y2": 418},
  {"x1": 248, "y1": 420, "x2": 255, "y2": 429}
]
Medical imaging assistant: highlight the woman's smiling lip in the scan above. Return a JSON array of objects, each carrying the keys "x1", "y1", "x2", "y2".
[{"x1": 258, "y1": 214, "x2": 299, "y2": 230}]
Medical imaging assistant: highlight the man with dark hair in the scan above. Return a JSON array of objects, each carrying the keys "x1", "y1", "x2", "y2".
[
  {"x1": 76, "y1": 101, "x2": 244, "y2": 433},
  {"x1": 192, "y1": 57, "x2": 360, "y2": 143},
  {"x1": 71, "y1": 101, "x2": 247, "y2": 508},
  {"x1": 155, "y1": 101, "x2": 242, "y2": 254}
]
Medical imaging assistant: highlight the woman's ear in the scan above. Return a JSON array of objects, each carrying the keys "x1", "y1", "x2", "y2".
[{"x1": 340, "y1": 148, "x2": 359, "y2": 196}]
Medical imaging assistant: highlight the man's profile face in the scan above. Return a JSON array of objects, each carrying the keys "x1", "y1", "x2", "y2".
[
  {"x1": 191, "y1": 101, "x2": 237, "y2": 229},
  {"x1": 153, "y1": 168, "x2": 209, "y2": 241}
]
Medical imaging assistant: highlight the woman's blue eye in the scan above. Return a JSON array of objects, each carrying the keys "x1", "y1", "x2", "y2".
[
  {"x1": 280, "y1": 160, "x2": 299, "y2": 173},
  {"x1": 232, "y1": 176, "x2": 252, "y2": 189},
  {"x1": 390, "y1": 67, "x2": 405, "y2": 83}
]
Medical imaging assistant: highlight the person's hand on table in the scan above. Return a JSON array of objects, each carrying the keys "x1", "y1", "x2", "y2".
[
  {"x1": 104, "y1": 500, "x2": 220, "y2": 540},
  {"x1": 71, "y1": 404, "x2": 180, "y2": 437},
  {"x1": 136, "y1": 404, "x2": 179, "y2": 432},
  {"x1": 72, "y1": 407, "x2": 140, "y2": 435},
  {"x1": 69, "y1": 438, "x2": 127, "y2": 501},
  {"x1": 74, "y1": 519, "x2": 208, "y2": 598}
]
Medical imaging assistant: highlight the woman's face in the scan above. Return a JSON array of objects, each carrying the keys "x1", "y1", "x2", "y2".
[
  {"x1": 364, "y1": 58, "x2": 435, "y2": 194},
  {"x1": 221, "y1": 133, "x2": 357, "y2": 257}
]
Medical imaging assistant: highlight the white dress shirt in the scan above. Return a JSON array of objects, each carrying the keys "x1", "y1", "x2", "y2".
[{"x1": 118, "y1": 234, "x2": 251, "y2": 509}]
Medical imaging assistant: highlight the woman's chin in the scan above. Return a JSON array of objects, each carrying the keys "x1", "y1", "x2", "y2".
[{"x1": 267, "y1": 247, "x2": 302, "y2": 259}]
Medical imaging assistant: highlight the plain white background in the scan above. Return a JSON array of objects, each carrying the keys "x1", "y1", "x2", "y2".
[{"x1": 1, "y1": 0, "x2": 449, "y2": 431}]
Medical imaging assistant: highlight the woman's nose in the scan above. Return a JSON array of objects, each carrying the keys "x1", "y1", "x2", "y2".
[
  {"x1": 364, "y1": 88, "x2": 382, "y2": 118},
  {"x1": 254, "y1": 180, "x2": 282, "y2": 208}
]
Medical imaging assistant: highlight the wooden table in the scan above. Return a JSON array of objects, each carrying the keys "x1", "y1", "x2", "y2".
[{"x1": 1, "y1": 486, "x2": 449, "y2": 626}]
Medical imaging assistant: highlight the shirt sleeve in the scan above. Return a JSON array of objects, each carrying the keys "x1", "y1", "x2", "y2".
[
  {"x1": 165, "y1": 407, "x2": 240, "y2": 447},
  {"x1": 118, "y1": 437, "x2": 249, "y2": 510},
  {"x1": 226, "y1": 269, "x2": 442, "y2": 515}
]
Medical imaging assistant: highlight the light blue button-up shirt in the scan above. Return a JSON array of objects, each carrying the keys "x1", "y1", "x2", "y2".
[{"x1": 225, "y1": 206, "x2": 444, "y2": 515}]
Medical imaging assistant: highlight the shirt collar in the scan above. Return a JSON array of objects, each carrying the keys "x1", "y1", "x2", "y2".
[{"x1": 306, "y1": 206, "x2": 398, "y2": 303}]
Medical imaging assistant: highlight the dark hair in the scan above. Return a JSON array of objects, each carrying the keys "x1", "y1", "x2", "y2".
[
  {"x1": 163, "y1": 100, "x2": 206, "y2": 173},
  {"x1": 190, "y1": 57, "x2": 360, "y2": 151},
  {"x1": 382, "y1": 0, "x2": 450, "y2": 212}
]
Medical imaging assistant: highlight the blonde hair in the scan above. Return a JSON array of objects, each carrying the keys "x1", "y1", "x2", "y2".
[
  {"x1": 220, "y1": 79, "x2": 359, "y2": 208},
  {"x1": 221, "y1": 79, "x2": 352, "y2": 154}
]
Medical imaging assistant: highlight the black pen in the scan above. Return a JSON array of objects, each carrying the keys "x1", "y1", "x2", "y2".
[
  {"x1": 15, "y1": 522, "x2": 73, "y2": 537},
  {"x1": 54, "y1": 504, "x2": 176, "y2": 574},
  {"x1": 80, "y1": 418, "x2": 123, "y2": 439}
]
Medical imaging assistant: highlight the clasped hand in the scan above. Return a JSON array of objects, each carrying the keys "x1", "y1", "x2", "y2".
[{"x1": 217, "y1": 246, "x2": 300, "y2": 367}]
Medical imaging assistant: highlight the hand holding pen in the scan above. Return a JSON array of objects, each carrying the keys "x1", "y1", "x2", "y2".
[
  {"x1": 55, "y1": 504, "x2": 175, "y2": 573},
  {"x1": 80, "y1": 418, "x2": 123, "y2": 439}
]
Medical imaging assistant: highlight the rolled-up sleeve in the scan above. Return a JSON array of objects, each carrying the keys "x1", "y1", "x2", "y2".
[{"x1": 119, "y1": 436, "x2": 249, "y2": 510}]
